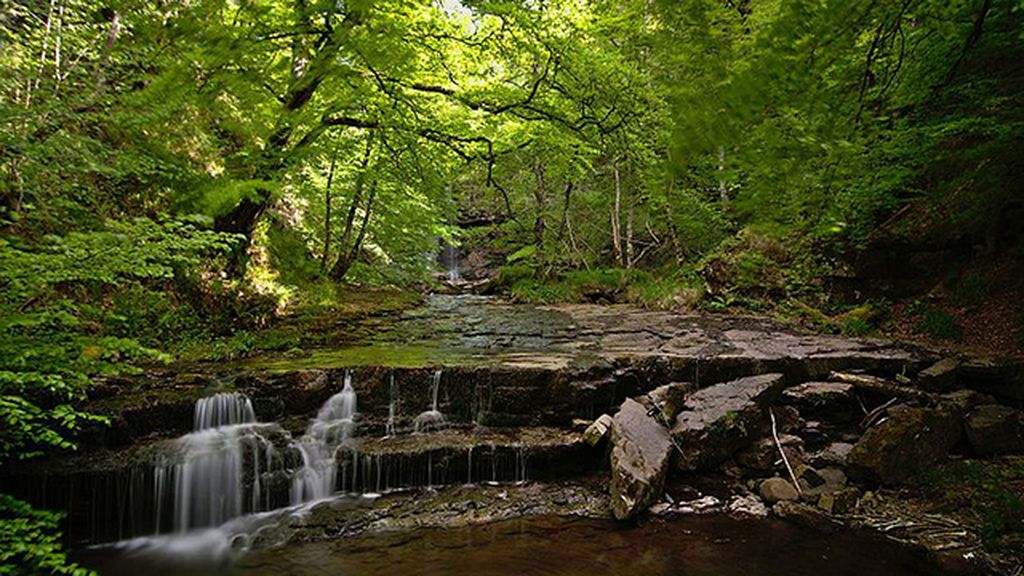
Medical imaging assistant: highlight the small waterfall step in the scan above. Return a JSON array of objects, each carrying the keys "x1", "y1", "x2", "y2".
[{"x1": 336, "y1": 426, "x2": 594, "y2": 493}]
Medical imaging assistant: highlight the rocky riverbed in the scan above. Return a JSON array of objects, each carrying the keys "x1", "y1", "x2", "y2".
[{"x1": 3, "y1": 295, "x2": 1022, "y2": 575}]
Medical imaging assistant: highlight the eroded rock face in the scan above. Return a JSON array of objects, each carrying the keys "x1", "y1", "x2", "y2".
[
  {"x1": 781, "y1": 382, "x2": 858, "y2": 423},
  {"x1": 672, "y1": 373, "x2": 785, "y2": 471},
  {"x1": 847, "y1": 406, "x2": 961, "y2": 484},
  {"x1": 609, "y1": 398, "x2": 673, "y2": 520},
  {"x1": 964, "y1": 404, "x2": 1024, "y2": 457}
]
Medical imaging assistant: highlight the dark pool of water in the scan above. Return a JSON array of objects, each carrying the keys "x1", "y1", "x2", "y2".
[{"x1": 78, "y1": 514, "x2": 934, "y2": 576}]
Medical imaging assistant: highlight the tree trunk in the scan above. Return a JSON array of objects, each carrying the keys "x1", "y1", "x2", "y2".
[
  {"x1": 611, "y1": 162, "x2": 623, "y2": 266},
  {"x1": 557, "y1": 181, "x2": 574, "y2": 266},
  {"x1": 330, "y1": 181, "x2": 377, "y2": 281},
  {"x1": 533, "y1": 161, "x2": 547, "y2": 251},
  {"x1": 626, "y1": 194, "x2": 635, "y2": 269},
  {"x1": 321, "y1": 147, "x2": 339, "y2": 271}
]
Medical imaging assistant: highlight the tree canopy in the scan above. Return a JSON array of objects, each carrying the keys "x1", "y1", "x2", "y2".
[{"x1": 2, "y1": 0, "x2": 1023, "y2": 572}]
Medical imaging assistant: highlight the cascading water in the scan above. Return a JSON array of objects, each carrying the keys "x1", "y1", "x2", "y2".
[
  {"x1": 413, "y1": 369, "x2": 446, "y2": 433},
  {"x1": 193, "y1": 392, "x2": 255, "y2": 430},
  {"x1": 291, "y1": 371, "x2": 357, "y2": 503},
  {"x1": 153, "y1": 393, "x2": 283, "y2": 533},
  {"x1": 443, "y1": 242, "x2": 460, "y2": 281},
  {"x1": 385, "y1": 372, "x2": 398, "y2": 437}
]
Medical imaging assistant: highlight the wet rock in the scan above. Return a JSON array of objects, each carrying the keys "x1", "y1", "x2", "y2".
[
  {"x1": 810, "y1": 442, "x2": 854, "y2": 467},
  {"x1": 781, "y1": 381, "x2": 858, "y2": 423},
  {"x1": 798, "y1": 466, "x2": 847, "y2": 500},
  {"x1": 584, "y1": 414, "x2": 614, "y2": 447},
  {"x1": 642, "y1": 382, "x2": 693, "y2": 422},
  {"x1": 959, "y1": 357, "x2": 1024, "y2": 401},
  {"x1": 672, "y1": 373, "x2": 786, "y2": 471},
  {"x1": 964, "y1": 404, "x2": 1024, "y2": 457},
  {"x1": 728, "y1": 494, "x2": 769, "y2": 518},
  {"x1": 773, "y1": 501, "x2": 840, "y2": 533},
  {"x1": 817, "y1": 488, "x2": 859, "y2": 515},
  {"x1": 772, "y1": 405, "x2": 803, "y2": 433},
  {"x1": 847, "y1": 406, "x2": 961, "y2": 484},
  {"x1": 609, "y1": 398, "x2": 673, "y2": 520},
  {"x1": 917, "y1": 358, "x2": 961, "y2": 392},
  {"x1": 736, "y1": 434, "x2": 804, "y2": 472},
  {"x1": 675, "y1": 495, "x2": 721, "y2": 514},
  {"x1": 759, "y1": 477, "x2": 799, "y2": 503},
  {"x1": 939, "y1": 389, "x2": 995, "y2": 413}
]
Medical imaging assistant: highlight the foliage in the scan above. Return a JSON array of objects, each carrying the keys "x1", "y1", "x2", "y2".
[{"x1": 0, "y1": 494, "x2": 89, "y2": 576}]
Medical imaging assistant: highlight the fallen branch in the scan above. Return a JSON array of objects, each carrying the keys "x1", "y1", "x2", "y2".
[
  {"x1": 770, "y1": 408, "x2": 802, "y2": 496},
  {"x1": 829, "y1": 371, "x2": 933, "y2": 401}
]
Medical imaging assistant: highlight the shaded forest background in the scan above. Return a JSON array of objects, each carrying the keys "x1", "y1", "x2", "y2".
[{"x1": 1, "y1": 0, "x2": 1022, "y2": 572}]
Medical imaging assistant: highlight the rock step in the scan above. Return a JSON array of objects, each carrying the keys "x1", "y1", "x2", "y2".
[
  {"x1": 0, "y1": 425, "x2": 598, "y2": 544},
  {"x1": 87, "y1": 343, "x2": 933, "y2": 449}
]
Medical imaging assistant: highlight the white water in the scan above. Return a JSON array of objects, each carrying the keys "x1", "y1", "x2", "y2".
[
  {"x1": 413, "y1": 369, "x2": 446, "y2": 433},
  {"x1": 443, "y1": 243, "x2": 459, "y2": 281},
  {"x1": 291, "y1": 371, "x2": 358, "y2": 503},
  {"x1": 385, "y1": 372, "x2": 398, "y2": 437},
  {"x1": 193, "y1": 392, "x2": 255, "y2": 430},
  {"x1": 154, "y1": 393, "x2": 281, "y2": 533}
]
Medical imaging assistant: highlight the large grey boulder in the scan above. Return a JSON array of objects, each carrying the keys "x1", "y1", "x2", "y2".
[
  {"x1": 672, "y1": 373, "x2": 785, "y2": 471},
  {"x1": 609, "y1": 398, "x2": 673, "y2": 520},
  {"x1": 847, "y1": 406, "x2": 961, "y2": 484},
  {"x1": 917, "y1": 358, "x2": 961, "y2": 392},
  {"x1": 959, "y1": 357, "x2": 1024, "y2": 401},
  {"x1": 964, "y1": 404, "x2": 1024, "y2": 457},
  {"x1": 781, "y1": 381, "x2": 858, "y2": 423}
]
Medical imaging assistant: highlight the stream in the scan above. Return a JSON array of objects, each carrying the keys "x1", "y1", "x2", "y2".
[
  {"x1": 3, "y1": 296, "x2": 956, "y2": 575},
  {"x1": 77, "y1": 514, "x2": 931, "y2": 576}
]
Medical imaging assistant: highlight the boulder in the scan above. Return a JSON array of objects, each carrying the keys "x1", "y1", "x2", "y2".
[
  {"x1": 584, "y1": 414, "x2": 614, "y2": 447},
  {"x1": 736, "y1": 434, "x2": 804, "y2": 472},
  {"x1": 798, "y1": 466, "x2": 847, "y2": 500},
  {"x1": 940, "y1": 389, "x2": 995, "y2": 413},
  {"x1": 773, "y1": 501, "x2": 840, "y2": 532},
  {"x1": 917, "y1": 357, "x2": 961, "y2": 392},
  {"x1": 642, "y1": 382, "x2": 693, "y2": 423},
  {"x1": 959, "y1": 357, "x2": 1024, "y2": 401},
  {"x1": 609, "y1": 398, "x2": 673, "y2": 520},
  {"x1": 810, "y1": 442, "x2": 854, "y2": 467},
  {"x1": 672, "y1": 373, "x2": 785, "y2": 471},
  {"x1": 772, "y1": 405, "x2": 803, "y2": 433},
  {"x1": 759, "y1": 477, "x2": 800, "y2": 503},
  {"x1": 817, "y1": 488, "x2": 860, "y2": 515},
  {"x1": 964, "y1": 404, "x2": 1024, "y2": 457},
  {"x1": 847, "y1": 406, "x2": 961, "y2": 484},
  {"x1": 781, "y1": 381, "x2": 858, "y2": 423}
]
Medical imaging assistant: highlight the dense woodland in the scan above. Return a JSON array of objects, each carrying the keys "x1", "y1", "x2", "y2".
[{"x1": 2, "y1": 0, "x2": 1023, "y2": 572}]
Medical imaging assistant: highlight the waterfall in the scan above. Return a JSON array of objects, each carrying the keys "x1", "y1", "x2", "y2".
[
  {"x1": 193, "y1": 392, "x2": 255, "y2": 430},
  {"x1": 413, "y1": 369, "x2": 446, "y2": 433},
  {"x1": 152, "y1": 393, "x2": 282, "y2": 533},
  {"x1": 385, "y1": 372, "x2": 397, "y2": 437},
  {"x1": 291, "y1": 371, "x2": 357, "y2": 503},
  {"x1": 443, "y1": 242, "x2": 460, "y2": 281}
]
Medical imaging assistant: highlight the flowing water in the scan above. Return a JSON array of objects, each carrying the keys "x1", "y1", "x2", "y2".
[
  {"x1": 412, "y1": 369, "x2": 446, "y2": 433},
  {"x1": 291, "y1": 371, "x2": 358, "y2": 503},
  {"x1": 77, "y1": 514, "x2": 934, "y2": 576}
]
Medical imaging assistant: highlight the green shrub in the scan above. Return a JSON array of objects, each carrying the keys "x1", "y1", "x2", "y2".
[{"x1": 917, "y1": 307, "x2": 962, "y2": 341}]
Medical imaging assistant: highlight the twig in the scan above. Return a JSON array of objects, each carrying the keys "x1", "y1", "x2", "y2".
[
  {"x1": 770, "y1": 408, "x2": 802, "y2": 495},
  {"x1": 860, "y1": 397, "x2": 899, "y2": 429}
]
